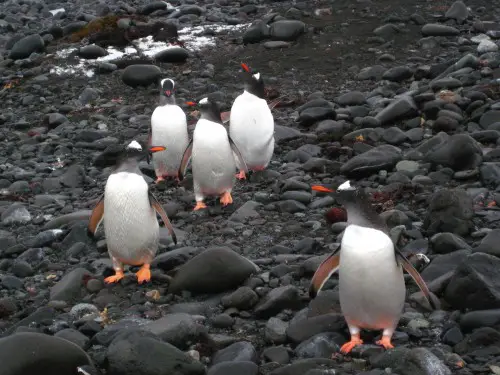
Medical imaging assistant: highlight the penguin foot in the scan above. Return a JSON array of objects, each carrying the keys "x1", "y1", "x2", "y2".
[
  {"x1": 376, "y1": 336, "x2": 394, "y2": 350},
  {"x1": 235, "y1": 171, "x2": 246, "y2": 180},
  {"x1": 104, "y1": 270, "x2": 124, "y2": 284},
  {"x1": 193, "y1": 201, "x2": 207, "y2": 211},
  {"x1": 340, "y1": 334, "x2": 363, "y2": 354},
  {"x1": 220, "y1": 192, "x2": 233, "y2": 206},
  {"x1": 155, "y1": 176, "x2": 165, "y2": 184},
  {"x1": 136, "y1": 264, "x2": 151, "y2": 284}
]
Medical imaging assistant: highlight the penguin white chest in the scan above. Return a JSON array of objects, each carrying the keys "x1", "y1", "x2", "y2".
[
  {"x1": 151, "y1": 105, "x2": 189, "y2": 176},
  {"x1": 338, "y1": 225, "x2": 405, "y2": 331},
  {"x1": 103, "y1": 172, "x2": 159, "y2": 264},
  {"x1": 191, "y1": 119, "x2": 236, "y2": 196},
  {"x1": 229, "y1": 91, "x2": 274, "y2": 169}
]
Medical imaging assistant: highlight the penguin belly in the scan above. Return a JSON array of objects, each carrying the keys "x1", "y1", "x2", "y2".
[
  {"x1": 151, "y1": 105, "x2": 189, "y2": 176},
  {"x1": 338, "y1": 225, "x2": 405, "y2": 331},
  {"x1": 103, "y1": 172, "x2": 160, "y2": 265},
  {"x1": 229, "y1": 92, "x2": 274, "y2": 170},
  {"x1": 192, "y1": 119, "x2": 236, "y2": 198}
]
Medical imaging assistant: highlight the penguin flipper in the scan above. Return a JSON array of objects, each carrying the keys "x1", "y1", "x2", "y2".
[
  {"x1": 88, "y1": 194, "x2": 104, "y2": 237},
  {"x1": 309, "y1": 244, "x2": 341, "y2": 299},
  {"x1": 395, "y1": 249, "x2": 436, "y2": 310},
  {"x1": 149, "y1": 191, "x2": 177, "y2": 245},
  {"x1": 228, "y1": 136, "x2": 248, "y2": 174},
  {"x1": 178, "y1": 139, "x2": 193, "y2": 181}
]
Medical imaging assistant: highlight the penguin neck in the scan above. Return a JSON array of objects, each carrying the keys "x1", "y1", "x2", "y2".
[
  {"x1": 159, "y1": 94, "x2": 176, "y2": 106},
  {"x1": 343, "y1": 198, "x2": 389, "y2": 233},
  {"x1": 243, "y1": 86, "x2": 265, "y2": 99},
  {"x1": 114, "y1": 157, "x2": 142, "y2": 174},
  {"x1": 200, "y1": 110, "x2": 222, "y2": 124}
]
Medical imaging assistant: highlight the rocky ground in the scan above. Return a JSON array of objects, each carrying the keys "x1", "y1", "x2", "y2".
[{"x1": 1, "y1": 0, "x2": 500, "y2": 374}]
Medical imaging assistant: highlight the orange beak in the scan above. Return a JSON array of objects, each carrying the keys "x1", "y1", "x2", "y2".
[
  {"x1": 185, "y1": 101, "x2": 197, "y2": 107},
  {"x1": 311, "y1": 185, "x2": 334, "y2": 193},
  {"x1": 241, "y1": 63, "x2": 250, "y2": 72},
  {"x1": 149, "y1": 146, "x2": 166, "y2": 153}
]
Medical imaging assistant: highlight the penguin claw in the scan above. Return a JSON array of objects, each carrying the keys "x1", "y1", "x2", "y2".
[
  {"x1": 136, "y1": 265, "x2": 151, "y2": 284},
  {"x1": 104, "y1": 271, "x2": 124, "y2": 284},
  {"x1": 193, "y1": 202, "x2": 207, "y2": 211},
  {"x1": 235, "y1": 171, "x2": 246, "y2": 180},
  {"x1": 220, "y1": 192, "x2": 233, "y2": 206},
  {"x1": 340, "y1": 336, "x2": 363, "y2": 354},
  {"x1": 376, "y1": 336, "x2": 394, "y2": 350}
]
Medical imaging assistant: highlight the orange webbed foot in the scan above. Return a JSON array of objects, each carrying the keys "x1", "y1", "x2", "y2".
[
  {"x1": 104, "y1": 270, "x2": 124, "y2": 284},
  {"x1": 235, "y1": 170, "x2": 246, "y2": 180},
  {"x1": 136, "y1": 264, "x2": 151, "y2": 284},
  {"x1": 193, "y1": 201, "x2": 207, "y2": 211},
  {"x1": 376, "y1": 336, "x2": 394, "y2": 350},
  {"x1": 340, "y1": 334, "x2": 363, "y2": 354},
  {"x1": 220, "y1": 192, "x2": 233, "y2": 206}
]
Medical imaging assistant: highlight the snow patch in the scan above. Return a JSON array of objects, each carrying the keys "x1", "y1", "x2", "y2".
[{"x1": 50, "y1": 23, "x2": 249, "y2": 77}]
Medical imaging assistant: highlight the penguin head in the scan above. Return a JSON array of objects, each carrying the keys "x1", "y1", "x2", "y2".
[
  {"x1": 160, "y1": 78, "x2": 175, "y2": 98},
  {"x1": 115, "y1": 140, "x2": 149, "y2": 165},
  {"x1": 77, "y1": 365, "x2": 102, "y2": 375},
  {"x1": 240, "y1": 63, "x2": 265, "y2": 99},
  {"x1": 187, "y1": 97, "x2": 222, "y2": 124},
  {"x1": 311, "y1": 180, "x2": 361, "y2": 205}
]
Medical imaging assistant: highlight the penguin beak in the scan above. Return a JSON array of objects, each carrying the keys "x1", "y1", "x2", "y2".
[
  {"x1": 311, "y1": 185, "x2": 335, "y2": 193},
  {"x1": 146, "y1": 146, "x2": 166, "y2": 164},
  {"x1": 150, "y1": 146, "x2": 166, "y2": 153}
]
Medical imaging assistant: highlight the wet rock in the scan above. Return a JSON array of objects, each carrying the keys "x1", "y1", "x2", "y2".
[
  {"x1": 444, "y1": 252, "x2": 500, "y2": 310},
  {"x1": 423, "y1": 188, "x2": 474, "y2": 236},
  {"x1": 107, "y1": 330, "x2": 205, "y2": 375},
  {"x1": 340, "y1": 144, "x2": 402, "y2": 177},
  {"x1": 8, "y1": 34, "x2": 45, "y2": 60},
  {"x1": 168, "y1": 247, "x2": 259, "y2": 294},
  {"x1": 121, "y1": 65, "x2": 162, "y2": 87}
]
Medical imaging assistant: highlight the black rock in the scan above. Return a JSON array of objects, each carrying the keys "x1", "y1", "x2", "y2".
[
  {"x1": 423, "y1": 188, "x2": 474, "y2": 236},
  {"x1": 8, "y1": 34, "x2": 45, "y2": 60},
  {"x1": 106, "y1": 330, "x2": 205, "y2": 375},
  {"x1": 121, "y1": 65, "x2": 162, "y2": 87},
  {"x1": 78, "y1": 45, "x2": 108, "y2": 59},
  {"x1": 154, "y1": 47, "x2": 189, "y2": 63},
  {"x1": 168, "y1": 247, "x2": 258, "y2": 294},
  {"x1": 0, "y1": 332, "x2": 96, "y2": 375},
  {"x1": 444, "y1": 252, "x2": 500, "y2": 310}
]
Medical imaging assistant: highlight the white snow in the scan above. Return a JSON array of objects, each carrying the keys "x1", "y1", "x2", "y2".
[{"x1": 50, "y1": 23, "x2": 250, "y2": 77}]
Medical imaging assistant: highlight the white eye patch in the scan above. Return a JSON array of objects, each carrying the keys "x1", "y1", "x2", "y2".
[
  {"x1": 127, "y1": 140, "x2": 142, "y2": 151},
  {"x1": 337, "y1": 180, "x2": 354, "y2": 191},
  {"x1": 252, "y1": 73, "x2": 260, "y2": 80},
  {"x1": 199, "y1": 97, "x2": 208, "y2": 105}
]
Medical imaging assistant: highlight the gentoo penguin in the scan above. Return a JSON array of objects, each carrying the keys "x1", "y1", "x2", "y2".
[
  {"x1": 87, "y1": 140, "x2": 177, "y2": 284},
  {"x1": 309, "y1": 181, "x2": 435, "y2": 354},
  {"x1": 229, "y1": 63, "x2": 274, "y2": 180},
  {"x1": 149, "y1": 78, "x2": 189, "y2": 184},
  {"x1": 175, "y1": 97, "x2": 247, "y2": 210}
]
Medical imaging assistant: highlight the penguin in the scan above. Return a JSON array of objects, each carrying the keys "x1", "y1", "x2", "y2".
[
  {"x1": 149, "y1": 78, "x2": 189, "y2": 184},
  {"x1": 308, "y1": 180, "x2": 435, "y2": 354},
  {"x1": 229, "y1": 63, "x2": 274, "y2": 180},
  {"x1": 174, "y1": 97, "x2": 248, "y2": 210},
  {"x1": 87, "y1": 140, "x2": 177, "y2": 284}
]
